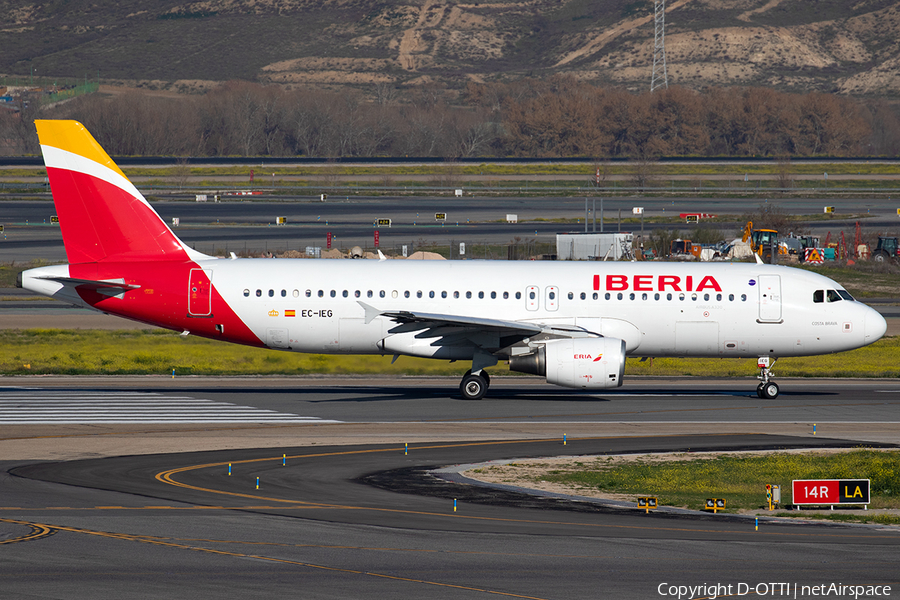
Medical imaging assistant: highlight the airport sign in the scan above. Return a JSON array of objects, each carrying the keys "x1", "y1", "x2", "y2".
[{"x1": 792, "y1": 479, "x2": 870, "y2": 505}]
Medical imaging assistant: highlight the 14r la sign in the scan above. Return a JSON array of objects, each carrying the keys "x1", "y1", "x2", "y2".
[{"x1": 792, "y1": 479, "x2": 870, "y2": 505}]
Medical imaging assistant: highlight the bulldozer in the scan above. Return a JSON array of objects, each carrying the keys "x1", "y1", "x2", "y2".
[{"x1": 742, "y1": 222, "x2": 788, "y2": 263}]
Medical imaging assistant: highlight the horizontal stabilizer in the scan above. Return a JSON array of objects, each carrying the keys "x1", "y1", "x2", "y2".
[{"x1": 37, "y1": 275, "x2": 140, "y2": 295}]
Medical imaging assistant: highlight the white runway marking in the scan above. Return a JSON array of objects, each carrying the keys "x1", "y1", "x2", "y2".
[{"x1": 0, "y1": 390, "x2": 339, "y2": 424}]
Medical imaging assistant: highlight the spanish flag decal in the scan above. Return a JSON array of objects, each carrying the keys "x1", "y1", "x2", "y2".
[{"x1": 285, "y1": 310, "x2": 296, "y2": 317}]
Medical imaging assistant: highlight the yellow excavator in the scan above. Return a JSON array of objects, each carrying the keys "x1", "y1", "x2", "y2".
[{"x1": 742, "y1": 222, "x2": 787, "y2": 263}]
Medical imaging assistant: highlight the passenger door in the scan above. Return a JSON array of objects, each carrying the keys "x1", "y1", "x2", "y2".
[
  {"x1": 188, "y1": 269, "x2": 212, "y2": 317},
  {"x1": 758, "y1": 275, "x2": 782, "y2": 323}
]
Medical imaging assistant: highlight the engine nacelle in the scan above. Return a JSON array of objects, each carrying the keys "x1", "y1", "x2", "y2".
[{"x1": 509, "y1": 337, "x2": 626, "y2": 389}]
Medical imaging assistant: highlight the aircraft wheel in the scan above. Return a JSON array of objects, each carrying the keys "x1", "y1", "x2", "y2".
[
  {"x1": 482, "y1": 371, "x2": 491, "y2": 389},
  {"x1": 760, "y1": 382, "x2": 780, "y2": 399},
  {"x1": 756, "y1": 383, "x2": 765, "y2": 399},
  {"x1": 460, "y1": 372, "x2": 488, "y2": 400}
]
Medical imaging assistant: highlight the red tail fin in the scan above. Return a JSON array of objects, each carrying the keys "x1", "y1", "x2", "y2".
[{"x1": 35, "y1": 120, "x2": 199, "y2": 264}]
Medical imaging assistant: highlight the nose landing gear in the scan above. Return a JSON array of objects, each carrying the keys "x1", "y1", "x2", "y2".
[{"x1": 756, "y1": 356, "x2": 779, "y2": 399}]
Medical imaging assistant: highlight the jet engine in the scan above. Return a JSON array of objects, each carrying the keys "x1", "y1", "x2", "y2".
[{"x1": 509, "y1": 337, "x2": 626, "y2": 389}]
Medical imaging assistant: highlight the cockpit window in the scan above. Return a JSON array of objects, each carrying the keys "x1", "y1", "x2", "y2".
[
  {"x1": 826, "y1": 289, "x2": 842, "y2": 302},
  {"x1": 837, "y1": 290, "x2": 854, "y2": 301},
  {"x1": 813, "y1": 290, "x2": 824, "y2": 303}
]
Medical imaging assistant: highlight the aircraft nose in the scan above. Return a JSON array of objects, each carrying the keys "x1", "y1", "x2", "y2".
[{"x1": 865, "y1": 307, "x2": 888, "y2": 343}]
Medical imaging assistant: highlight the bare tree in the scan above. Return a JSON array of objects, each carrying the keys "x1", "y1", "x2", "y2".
[
  {"x1": 628, "y1": 153, "x2": 661, "y2": 190},
  {"x1": 775, "y1": 155, "x2": 792, "y2": 189}
]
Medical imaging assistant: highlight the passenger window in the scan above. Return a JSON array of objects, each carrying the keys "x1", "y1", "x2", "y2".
[
  {"x1": 404, "y1": 291, "x2": 410, "y2": 298},
  {"x1": 330, "y1": 290, "x2": 336, "y2": 298},
  {"x1": 454, "y1": 291, "x2": 459, "y2": 298},
  {"x1": 466, "y1": 291, "x2": 472, "y2": 299},
  {"x1": 549, "y1": 291, "x2": 556, "y2": 300},
  {"x1": 568, "y1": 292, "x2": 574, "y2": 300},
  {"x1": 491, "y1": 291, "x2": 497, "y2": 299},
  {"x1": 715, "y1": 294, "x2": 720, "y2": 301},
  {"x1": 827, "y1": 290, "x2": 842, "y2": 302},
  {"x1": 367, "y1": 290, "x2": 373, "y2": 298},
  {"x1": 592, "y1": 292, "x2": 598, "y2": 300},
  {"x1": 641, "y1": 293, "x2": 648, "y2": 301},
  {"x1": 243, "y1": 289, "x2": 250, "y2": 297},
  {"x1": 515, "y1": 292, "x2": 522, "y2": 300},
  {"x1": 318, "y1": 290, "x2": 324, "y2": 297},
  {"x1": 679, "y1": 293, "x2": 685, "y2": 301},
  {"x1": 741, "y1": 294, "x2": 747, "y2": 301},
  {"x1": 478, "y1": 291, "x2": 484, "y2": 299},
  {"x1": 654, "y1": 293, "x2": 660, "y2": 300},
  {"x1": 342, "y1": 290, "x2": 348, "y2": 298},
  {"x1": 529, "y1": 291, "x2": 536, "y2": 300},
  {"x1": 281, "y1": 289, "x2": 287, "y2": 297},
  {"x1": 442, "y1": 291, "x2": 448, "y2": 299},
  {"x1": 379, "y1": 290, "x2": 386, "y2": 298},
  {"x1": 580, "y1": 292, "x2": 586, "y2": 300},
  {"x1": 268, "y1": 289, "x2": 274, "y2": 297},
  {"x1": 667, "y1": 293, "x2": 673, "y2": 301},
  {"x1": 392, "y1": 290, "x2": 398, "y2": 299},
  {"x1": 503, "y1": 292, "x2": 508, "y2": 299},
  {"x1": 813, "y1": 290, "x2": 824, "y2": 303},
  {"x1": 256, "y1": 289, "x2": 262, "y2": 297},
  {"x1": 629, "y1": 293, "x2": 635, "y2": 300},
  {"x1": 293, "y1": 290, "x2": 299, "y2": 298},
  {"x1": 605, "y1": 293, "x2": 611, "y2": 300},
  {"x1": 617, "y1": 293, "x2": 623, "y2": 300},
  {"x1": 729, "y1": 294, "x2": 734, "y2": 301},
  {"x1": 430, "y1": 291, "x2": 435, "y2": 298},
  {"x1": 691, "y1": 293, "x2": 697, "y2": 301},
  {"x1": 417, "y1": 291, "x2": 422, "y2": 298},
  {"x1": 306, "y1": 289, "x2": 312, "y2": 297},
  {"x1": 355, "y1": 290, "x2": 361, "y2": 298}
]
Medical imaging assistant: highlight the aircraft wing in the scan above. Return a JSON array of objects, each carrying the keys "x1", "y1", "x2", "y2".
[{"x1": 359, "y1": 301, "x2": 594, "y2": 351}]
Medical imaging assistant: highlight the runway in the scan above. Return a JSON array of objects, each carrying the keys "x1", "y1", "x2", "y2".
[{"x1": 0, "y1": 378, "x2": 898, "y2": 599}]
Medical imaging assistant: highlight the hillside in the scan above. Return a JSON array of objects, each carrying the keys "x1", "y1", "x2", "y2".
[{"x1": 2, "y1": 0, "x2": 900, "y2": 97}]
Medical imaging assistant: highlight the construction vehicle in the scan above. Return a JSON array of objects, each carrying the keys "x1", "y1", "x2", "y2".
[
  {"x1": 795, "y1": 235, "x2": 822, "y2": 263},
  {"x1": 669, "y1": 239, "x2": 701, "y2": 259},
  {"x1": 872, "y1": 236, "x2": 899, "y2": 263},
  {"x1": 742, "y1": 222, "x2": 788, "y2": 263}
]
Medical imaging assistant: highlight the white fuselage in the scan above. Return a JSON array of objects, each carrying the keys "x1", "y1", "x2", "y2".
[{"x1": 203, "y1": 258, "x2": 885, "y2": 360}]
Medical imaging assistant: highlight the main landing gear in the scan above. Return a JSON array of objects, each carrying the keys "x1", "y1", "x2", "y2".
[
  {"x1": 756, "y1": 356, "x2": 779, "y2": 399},
  {"x1": 460, "y1": 369, "x2": 491, "y2": 400}
]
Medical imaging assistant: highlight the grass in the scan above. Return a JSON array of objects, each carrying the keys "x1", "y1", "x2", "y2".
[
  {"x1": 0, "y1": 329, "x2": 478, "y2": 376},
  {"x1": 626, "y1": 336, "x2": 900, "y2": 378},
  {"x1": 0, "y1": 328, "x2": 898, "y2": 377},
  {"x1": 796, "y1": 263, "x2": 900, "y2": 298},
  {"x1": 4, "y1": 162, "x2": 900, "y2": 179},
  {"x1": 530, "y1": 449, "x2": 900, "y2": 514}
]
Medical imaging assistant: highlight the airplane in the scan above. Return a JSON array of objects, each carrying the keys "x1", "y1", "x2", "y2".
[{"x1": 18, "y1": 120, "x2": 888, "y2": 400}]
